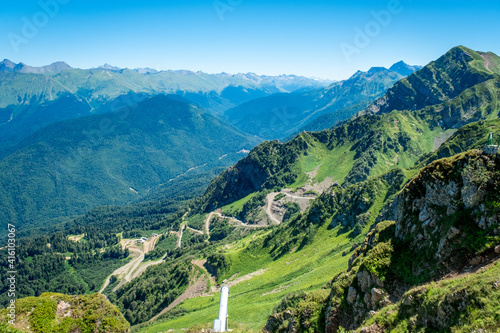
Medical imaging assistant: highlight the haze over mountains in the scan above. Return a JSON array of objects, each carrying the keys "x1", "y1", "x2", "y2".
[
  {"x1": 224, "y1": 61, "x2": 421, "y2": 139},
  {"x1": 0, "y1": 57, "x2": 420, "y2": 233},
  {"x1": 1, "y1": 46, "x2": 500, "y2": 333},
  {"x1": 0, "y1": 59, "x2": 329, "y2": 156}
]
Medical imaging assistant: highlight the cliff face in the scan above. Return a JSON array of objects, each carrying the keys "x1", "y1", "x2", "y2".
[
  {"x1": 388, "y1": 151, "x2": 499, "y2": 260},
  {"x1": 323, "y1": 151, "x2": 500, "y2": 332}
]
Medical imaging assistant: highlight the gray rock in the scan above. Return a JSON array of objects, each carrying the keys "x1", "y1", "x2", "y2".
[
  {"x1": 357, "y1": 270, "x2": 372, "y2": 292},
  {"x1": 347, "y1": 287, "x2": 357, "y2": 304},
  {"x1": 448, "y1": 227, "x2": 460, "y2": 239},
  {"x1": 370, "y1": 288, "x2": 385, "y2": 307},
  {"x1": 419, "y1": 207, "x2": 430, "y2": 222},
  {"x1": 371, "y1": 273, "x2": 384, "y2": 288},
  {"x1": 446, "y1": 204, "x2": 457, "y2": 216},
  {"x1": 364, "y1": 292, "x2": 371, "y2": 305}
]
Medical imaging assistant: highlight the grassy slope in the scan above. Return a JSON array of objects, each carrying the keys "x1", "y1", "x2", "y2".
[
  {"x1": 138, "y1": 224, "x2": 356, "y2": 332},
  {"x1": 136, "y1": 166, "x2": 403, "y2": 332},
  {"x1": 363, "y1": 261, "x2": 500, "y2": 332},
  {"x1": 291, "y1": 111, "x2": 450, "y2": 188}
]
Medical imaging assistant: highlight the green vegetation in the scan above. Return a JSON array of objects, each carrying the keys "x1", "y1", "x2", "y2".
[
  {"x1": 209, "y1": 217, "x2": 236, "y2": 241},
  {"x1": 265, "y1": 289, "x2": 331, "y2": 333},
  {"x1": 369, "y1": 46, "x2": 500, "y2": 115},
  {"x1": 139, "y1": 223, "x2": 356, "y2": 332},
  {"x1": 145, "y1": 233, "x2": 178, "y2": 261},
  {"x1": 0, "y1": 95, "x2": 259, "y2": 235},
  {"x1": 0, "y1": 232, "x2": 129, "y2": 308},
  {"x1": 182, "y1": 228, "x2": 208, "y2": 248},
  {"x1": 323, "y1": 151, "x2": 500, "y2": 332},
  {"x1": 2, "y1": 46, "x2": 500, "y2": 333},
  {"x1": 108, "y1": 261, "x2": 191, "y2": 325},
  {"x1": 185, "y1": 213, "x2": 207, "y2": 231},
  {"x1": 364, "y1": 261, "x2": 500, "y2": 332},
  {"x1": 0, "y1": 293, "x2": 129, "y2": 333}
]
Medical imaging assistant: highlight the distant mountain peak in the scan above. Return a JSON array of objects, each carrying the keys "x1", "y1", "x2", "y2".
[
  {"x1": 0, "y1": 59, "x2": 16, "y2": 72},
  {"x1": 1, "y1": 59, "x2": 15, "y2": 66},
  {"x1": 367, "y1": 66, "x2": 389, "y2": 74},
  {"x1": 134, "y1": 67, "x2": 159, "y2": 74},
  {"x1": 389, "y1": 61, "x2": 422, "y2": 76},
  {"x1": 0, "y1": 60, "x2": 71, "y2": 74},
  {"x1": 98, "y1": 63, "x2": 122, "y2": 71},
  {"x1": 349, "y1": 66, "x2": 393, "y2": 80}
]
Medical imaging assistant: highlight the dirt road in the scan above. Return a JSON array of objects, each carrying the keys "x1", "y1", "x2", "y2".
[
  {"x1": 99, "y1": 236, "x2": 159, "y2": 294},
  {"x1": 177, "y1": 224, "x2": 185, "y2": 248},
  {"x1": 265, "y1": 193, "x2": 282, "y2": 225},
  {"x1": 186, "y1": 226, "x2": 204, "y2": 235}
]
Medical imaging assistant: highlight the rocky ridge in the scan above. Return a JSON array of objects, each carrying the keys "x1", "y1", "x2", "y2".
[{"x1": 323, "y1": 150, "x2": 500, "y2": 332}]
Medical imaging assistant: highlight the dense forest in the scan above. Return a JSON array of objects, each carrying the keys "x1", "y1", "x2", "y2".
[{"x1": 0, "y1": 231, "x2": 129, "y2": 307}]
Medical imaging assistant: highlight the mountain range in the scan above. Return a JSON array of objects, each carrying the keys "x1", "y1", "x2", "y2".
[
  {"x1": 0, "y1": 95, "x2": 259, "y2": 233},
  {"x1": 223, "y1": 61, "x2": 421, "y2": 140},
  {"x1": 0, "y1": 60, "x2": 328, "y2": 156},
  {"x1": 0, "y1": 58, "x2": 419, "y2": 234},
  {"x1": 1, "y1": 46, "x2": 500, "y2": 333}
]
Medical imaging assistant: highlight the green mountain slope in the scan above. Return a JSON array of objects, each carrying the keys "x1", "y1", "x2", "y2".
[
  {"x1": 0, "y1": 95, "x2": 259, "y2": 233},
  {"x1": 367, "y1": 46, "x2": 500, "y2": 115},
  {"x1": 136, "y1": 148, "x2": 500, "y2": 333},
  {"x1": 0, "y1": 93, "x2": 94, "y2": 157},
  {"x1": 198, "y1": 46, "x2": 500, "y2": 213},
  {"x1": 131, "y1": 46, "x2": 500, "y2": 331},
  {"x1": 3, "y1": 46, "x2": 499, "y2": 333},
  {"x1": 224, "y1": 64, "x2": 416, "y2": 140}
]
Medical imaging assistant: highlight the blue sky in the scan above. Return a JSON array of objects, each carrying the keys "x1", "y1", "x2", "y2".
[{"x1": 1, "y1": 0, "x2": 499, "y2": 79}]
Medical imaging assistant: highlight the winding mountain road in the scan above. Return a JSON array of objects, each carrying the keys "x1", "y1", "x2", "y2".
[
  {"x1": 265, "y1": 193, "x2": 282, "y2": 225},
  {"x1": 98, "y1": 236, "x2": 160, "y2": 294}
]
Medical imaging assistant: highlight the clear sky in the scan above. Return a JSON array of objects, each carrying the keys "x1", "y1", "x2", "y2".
[{"x1": 1, "y1": 0, "x2": 499, "y2": 80}]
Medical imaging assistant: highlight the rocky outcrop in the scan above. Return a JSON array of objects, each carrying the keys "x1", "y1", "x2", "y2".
[
  {"x1": 326, "y1": 223, "x2": 395, "y2": 332},
  {"x1": 383, "y1": 150, "x2": 499, "y2": 261},
  {"x1": 324, "y1": 151, "x2": 500, "y2": 332}
]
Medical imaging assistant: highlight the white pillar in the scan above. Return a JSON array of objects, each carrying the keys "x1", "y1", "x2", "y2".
[{"x1": 213, "y1": 285, "x2": 229, "y2": 332}]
